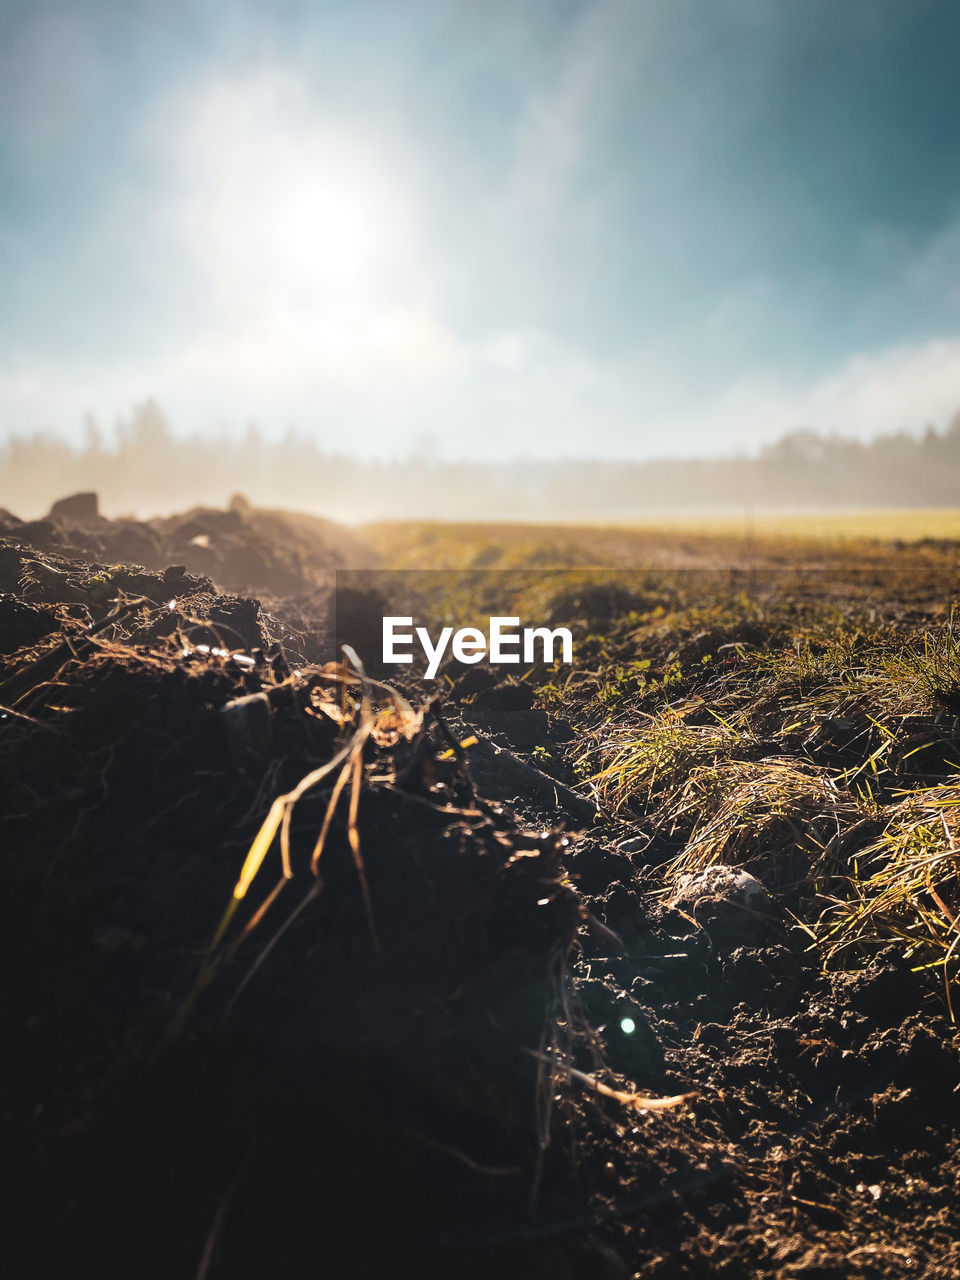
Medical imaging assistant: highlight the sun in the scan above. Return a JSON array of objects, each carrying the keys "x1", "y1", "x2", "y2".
[
  {"x1": 161, "y1": 72, "x2": 454, "y2": 377},
  {"x1": 167, "y1": 74, "x2": 411, "y2": 312},
  {"x1": 271, "y1": 176, "x2": 385, "y2": 297}
]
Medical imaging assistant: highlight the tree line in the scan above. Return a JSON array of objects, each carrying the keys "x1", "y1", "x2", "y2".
[{"x1": 3, "y1": 400, "x2": 960, "y2": 520}]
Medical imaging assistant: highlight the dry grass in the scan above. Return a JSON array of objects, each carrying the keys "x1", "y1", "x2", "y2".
[
  {"x1": 585, "y1": 718, "x2": 745, "y2": 814},
  {"x1": 817, "y1": 786, "x2": 960, "y2": 1012},
  {"x1": 168, "y1": 650, "x2": 424, "y2": 1041},
  {"x1": 544, "y1": 559, "x2": 960, "y2": 1005},
  {"x1": 663, "y1": 757, "x2": 870, "y2": 890},
  {"x1": 363, "y1": 512, "x2": 960, "y2": 573},
  {"x1": 295, "y1": 524, "x2": 960, "y2": 1007}
]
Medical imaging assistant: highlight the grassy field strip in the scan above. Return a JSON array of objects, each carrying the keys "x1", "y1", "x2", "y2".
[{"x1": 365, "y1": 508, "x2": 960, "y2": 547}]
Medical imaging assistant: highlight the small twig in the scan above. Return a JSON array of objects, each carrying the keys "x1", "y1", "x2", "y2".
[
  {"x1": 224, "y1": 881, "x2": 322, "y2": 1020},
  {"x1": 378, "y1": 782, "x2": 484, "y2": 819},
  {"x1": 0, "y1": 701, "x2": 70, "y2": 736},
  {"x1": 398, "y1": 1128, "x2": 521, "y2": 1177},
  {"x1": 194, "y1": 1142, "x2": 255, "y2": 1280},
  {"x1": 526, "y1": 1048, "x2": 697, "y2": 1114}
]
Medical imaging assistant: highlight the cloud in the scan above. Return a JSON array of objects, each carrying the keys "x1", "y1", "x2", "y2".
[
  {"x1": 669, "y1": 336, "x2": 960, "y2": 455},
  {"x1": 2, "y1": 320, "x2": 960, "y2": 460},
  {"x1": 796, "y1": 337, "x2": 960, "y2": 437},
  {"x1": 903, "y1": 214, "x2": 960, "y2": 313}
]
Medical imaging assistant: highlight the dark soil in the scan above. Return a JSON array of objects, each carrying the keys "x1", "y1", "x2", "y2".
[
  {"x1": 1, "y1": 508, "x2": 959, "y2": 1279},
  {"x1": 0, "y1": 491, "x2": 375, "y2": 595}
]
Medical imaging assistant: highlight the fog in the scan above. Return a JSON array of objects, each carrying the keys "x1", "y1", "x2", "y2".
[
  {"x1": 5, "y1": 400, "x2": 960, "y2": 524},
  {"x1": 5, "y1": 3, "x2": 960, "y2": 464}
]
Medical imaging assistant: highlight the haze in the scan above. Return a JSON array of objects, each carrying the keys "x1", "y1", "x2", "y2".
[{"x1": 3, "y1": 0, "x2": 960, "y2": 462}]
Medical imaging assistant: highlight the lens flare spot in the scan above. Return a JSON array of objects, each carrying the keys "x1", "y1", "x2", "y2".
[{"x1": 620, "y1": 1017, "x2": 636, "y2": 1035}]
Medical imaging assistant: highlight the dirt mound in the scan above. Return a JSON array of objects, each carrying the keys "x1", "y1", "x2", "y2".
[
  {"x1": 48, "y1": 490, "x2": 100, "y2": 523},
  {"x1": 0, "y1": 549, "x2": 645, "y2": 1278},
  {"x1": 0, "y1": 493, "x2": 376, "y2": 596}
]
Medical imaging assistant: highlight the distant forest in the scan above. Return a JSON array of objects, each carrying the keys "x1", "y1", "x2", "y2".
[{"x1": 4, "y1": 401, "x2": 960, "y2": 521}]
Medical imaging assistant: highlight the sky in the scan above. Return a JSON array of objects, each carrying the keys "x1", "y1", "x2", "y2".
[{"x1": 2, "y1": 0, "x2": 960, "y2": 460}]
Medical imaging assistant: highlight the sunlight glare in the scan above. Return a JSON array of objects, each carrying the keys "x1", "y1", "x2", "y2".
[{"x1": 272, "y1": 178, "x2": 383, "y2": 295}]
